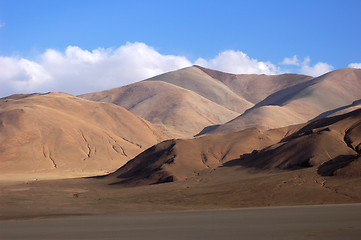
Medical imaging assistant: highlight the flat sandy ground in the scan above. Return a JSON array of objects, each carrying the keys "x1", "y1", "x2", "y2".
[
  {"x1": 1, "y1": 166, "x2": 361, "y2": 220},
  {"x1": 1, "y1": 204, "x2": 361, "y2": 240}
]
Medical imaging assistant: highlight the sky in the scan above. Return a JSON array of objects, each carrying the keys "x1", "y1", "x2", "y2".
[{"x1": 0, "y1": 0, "x2": 360, "y2": 97}]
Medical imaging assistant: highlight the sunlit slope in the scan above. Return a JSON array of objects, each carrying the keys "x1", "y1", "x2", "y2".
[{"x1": 0, "y1": 92, "x2": 168, "y2": 175}]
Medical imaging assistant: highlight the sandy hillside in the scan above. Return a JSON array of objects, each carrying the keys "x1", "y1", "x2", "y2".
[
  {"x1": 200, "y1": 68, "x2": 361, "y2": 135},
  {"x1": 1, "y1": 103, "x2": 361, "y2": 220},
  {"x1": 81, "y1": 66, "x2": 315, "y2": 138},
  {"x1": 104, "y1": 126, "x2": 293, "y2": 185},
  {"x1": 80, "y1": 81, "x2": 239, "y2": 138},
  {"x1": 0, "y1": 92, "x2": 168, "y2": 177},
  {"x1": 103, "y1": 108, "x2": 361, "y2": 186},
  {"x1": 196, "y1": 65, "x2": 312, "y2": 104},
  {"x1": 311, "y1": 98, "x2": 361, "y2": 120},
  {"x1": 144, "y1": 66, "x2": 253, "y2": 113},
  {"x1": 226, "y1": 108, "x2": 361, "y2": 177}
]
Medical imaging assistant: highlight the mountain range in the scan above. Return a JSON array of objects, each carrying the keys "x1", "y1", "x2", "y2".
[
  {"x1": 2, "y1": 65, "x2": 361, "y2": 218},
  {"x1": 1, "y1": 66, "x2": 361, "y2": 186}
]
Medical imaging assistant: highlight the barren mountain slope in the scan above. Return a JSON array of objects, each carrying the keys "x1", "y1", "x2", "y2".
[
  {"x1": 80, "y1": 81, "x2": 239, "y2": 138},
  {"x1": 200, "y1": 68, "x2": 361, "y2": 135},
  {"x1": 104, "y1": 108, "x2": 361, "y2": 186},
  {"x1": 144, "y1": 66, "x2": 253, "y2": 113},
  {"x1": 225, "y1": 108, "x2": 361, "y2": 177},
  {"x1": 0, "y1": 92, "x2": 168, "y2": 176},
  {"x1": 196, "y1": 65, "x2": 313, "y2": 104},
  {"x1": 104, "y1": 127, "x2": 290, "y2": 185},
  {"x1": 311, "y1": 99, "x2": 361, "y2": 121}
]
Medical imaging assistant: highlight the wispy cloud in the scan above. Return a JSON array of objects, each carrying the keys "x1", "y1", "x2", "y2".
[
  {"x1": 348, "y1": 63, "x2": 361, "y2": 69},
  {"x1": 0, "y1": 22, "x2": 5, "y2": 28},
  {"x1": 281, "y1": 55, "x2": 300, "y2": 66}
]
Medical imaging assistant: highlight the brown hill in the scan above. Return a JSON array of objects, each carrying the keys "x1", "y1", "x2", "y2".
[
  {"x1": 80, "y1": 81, "x2": 239, "y2": 138},
  {"x1": 81, "y1": 66, "x2": 315, "y2": 138},
  {"x1": 144, "y1": 66, "x2": 253, "y2": 113},
  {"x1": 200, "y1": 68, "x2": 361, "y2": 135},
  {"x1": 104, "y1": 127, "x2": 290, "y2": 185},
  {"x1": 196, "y1": 65, "x2": 312, "y2": 104},
  {"x1": 311, "y1": 99, "x2": 361, "y2": 121},
  {"x1": 0, "y1": 92, "x2": 168, "y2": 176},
  {"x1": 105, "y1": 108, "x2": 361, "y2": 186},
  {"x1": 225, "y1": 108, "x2": 361, "y2": 177}
]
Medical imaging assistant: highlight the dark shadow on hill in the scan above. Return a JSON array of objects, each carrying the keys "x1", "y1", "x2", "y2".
[
  {"x1": 244, "y1": 77, "x2": 321, "y2": 111},
  {"x1": 224, "y1": 151, "x2": 359, "y2": 177},
  {"x1": 309, "y1": 99, "x2": 361, "y2": 122},
  {"x1": 222, "y1": 148, "x2": 313, "y2": 171},
  {"x1": 282, "y1": 108, "x2": 361, "y2": 142},
  {"x1": 194, "y1": 124, "x2": 220, "y2": 137},
  {"x1": 317, "y1": 155, "x2": 358, "y2": 176},
  {"x1": 104, "y1": 140, "x2": 177, "y2": 186}
]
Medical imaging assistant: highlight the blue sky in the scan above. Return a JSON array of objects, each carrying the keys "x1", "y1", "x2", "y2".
[{"x1": 0, "y1": 0, "x2": 360, "y2": 97}]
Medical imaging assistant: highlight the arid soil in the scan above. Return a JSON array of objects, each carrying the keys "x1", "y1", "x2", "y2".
[{"x1": 1, "y1": 165, "x2": 361, "y2": 220}]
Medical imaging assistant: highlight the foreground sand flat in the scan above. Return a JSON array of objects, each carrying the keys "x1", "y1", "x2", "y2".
[
  {"x1": 1, "y1": 204, "x2": 361, "y2": 240},
  {"x1": 1, "y1": 166, "x2": 361, "y2": 220}
]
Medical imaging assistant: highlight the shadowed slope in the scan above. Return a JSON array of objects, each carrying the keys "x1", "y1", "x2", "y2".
[
  {"x1": 106, "y1": 109, "x2": 361, "y2": 186},
  {"x1": 311, "y1": 99, "x2": 361, "y2": 121},
  {"x1": 80, "y1": 81, "x2": 239, "y2": 138},
  {"x1": 105, "y1": 127, "x2": 289, "y2": 185},
  {"x1": 225, "y1": 109, "x2": 361, "y2": 177},
  {"x1": 0, "y1": 92, "x2": 168, "y2": 176}
]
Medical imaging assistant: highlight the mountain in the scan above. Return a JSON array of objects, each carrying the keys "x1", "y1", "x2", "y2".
[
  {"x1": 225, "y1": 108, "x2": 361, "y2": 177},
  {"x1": 311, "y1": 99, "x2": 361, "y2": 121},
  {"x1": 81, "y1": 66, "x2": 312, "y2": 138},
  {"x1": 80, "y1": 81, "x2": 239, "y2": 138},
  {"x1": 104, "y1": 108, "x2": 361, "y2": 186},
  {"x1": 0, "y1": 92, "x2": 168, "y2": 176},
  {"x1": 200, "y1": 68, "x2": 361, "y2": 135},
  {"x1": 195, "y1": 65, "x2": 312, "y2": 104},
  {"x1": 145, "y1": 66, "x2": 253, "y2": 113},
  {"x1": 104, "y1": 127, "x2": 290, "y2": 185}
]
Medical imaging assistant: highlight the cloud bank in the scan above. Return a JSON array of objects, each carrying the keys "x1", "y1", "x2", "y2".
[
  {"x1": 0, "y1": 42, "x2": 192, "y2": 97},
  {"x1": 0, "y1": 42, "x2": 354, "y2": 98}
]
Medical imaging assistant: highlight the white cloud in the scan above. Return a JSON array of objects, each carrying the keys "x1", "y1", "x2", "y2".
[
  {"x1": 0, "y1": 43, "x2": 339, "y2": 98},
  {"x1": 194, "y1": 50, "x2": 279, "y2": 75},
  {"x1": 0, "y1": 57, "x2": 52, "y2": 97},
  {"x1": 0, "y1": 22, "x2": 4, "y2": 28},
  {"x1": 0, "y1": 42, "x2": 192, "y2": 97},
  {"x1": 281, "y1": 55, "x2": 300, "y2": 66},
  {"x1": 348, "y1": 63, "x2": 361, "y2": 69},
  {"x1": 300, "y1": 57, "x2": 334, "y2": 77}
]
